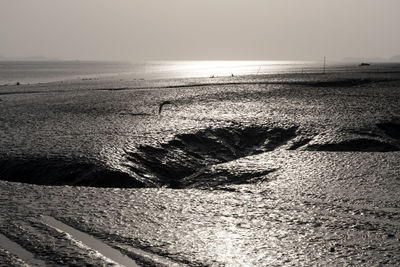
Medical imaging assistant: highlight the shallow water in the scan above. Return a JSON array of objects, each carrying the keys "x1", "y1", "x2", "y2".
[
  {"x1": 2, "y1": 60, "x2": 399, "y2": 85},
  {"x1": 1, "y1": 67, "x2": 400, "y2": 265}
]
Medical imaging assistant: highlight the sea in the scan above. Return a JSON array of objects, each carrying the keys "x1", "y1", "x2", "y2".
[
  {"x1": 1, "y1": 60, "x2": 400, "y2": 266},
  {"x1": 1, "y1": 60, "x2": 399, "y2": 85}
]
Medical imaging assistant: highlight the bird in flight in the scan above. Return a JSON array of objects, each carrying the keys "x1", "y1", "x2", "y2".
[{"x1": 158, "y1": 101, "x2": 177, "y2": 114}]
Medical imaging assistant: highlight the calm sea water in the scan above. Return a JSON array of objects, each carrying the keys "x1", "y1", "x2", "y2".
[{"x1": 1, "y1": 60, "x2": 398, "y2": 85}]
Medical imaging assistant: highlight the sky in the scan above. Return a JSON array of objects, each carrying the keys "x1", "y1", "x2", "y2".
[{"x1": 1, "y1": 0, "x2": 400, "y2": 61}]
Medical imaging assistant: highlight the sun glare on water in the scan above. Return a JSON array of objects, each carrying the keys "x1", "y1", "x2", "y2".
[{"x1": 146, "y1": 60, "x2": 306, "y2": 79}]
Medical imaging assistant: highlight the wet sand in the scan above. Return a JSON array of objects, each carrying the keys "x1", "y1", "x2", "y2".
[{"x1": 1, "y1": 71, "x2": 400, "y2": 265}]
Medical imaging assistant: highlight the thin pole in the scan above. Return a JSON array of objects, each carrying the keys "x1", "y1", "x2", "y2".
[{"x1": 323, "y1": 56, "x2": 326, "y2": 74}]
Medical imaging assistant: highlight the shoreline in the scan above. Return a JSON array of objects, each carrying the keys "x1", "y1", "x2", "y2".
[{"x1": 1, "y1": 60, "x2": 400, "y2": 88}]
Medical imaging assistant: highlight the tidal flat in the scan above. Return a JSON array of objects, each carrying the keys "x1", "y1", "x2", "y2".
[{"x1": 1, "y1": 70, "x2": 400, "y2": 266}]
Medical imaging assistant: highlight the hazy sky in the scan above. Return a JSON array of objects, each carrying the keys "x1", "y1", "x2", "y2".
[{"x1": 1, "y1": 0, "x2": 399, "y2": 61}]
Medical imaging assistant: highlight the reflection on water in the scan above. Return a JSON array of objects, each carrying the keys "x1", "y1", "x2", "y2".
[
  {"x1": 143, "y1": 60, "x2": 317, "y2": 78},
  {"x1": 3, "y1": 60, "x2": 397, "y2": 85},
  {"x1": 138, "y1": 60, "x2": 400, "y2": 79}
]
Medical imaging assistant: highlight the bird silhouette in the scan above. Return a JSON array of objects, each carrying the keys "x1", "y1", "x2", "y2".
[{"x1": 158, "y1": 101, "x2": 177, "y2": 114}]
